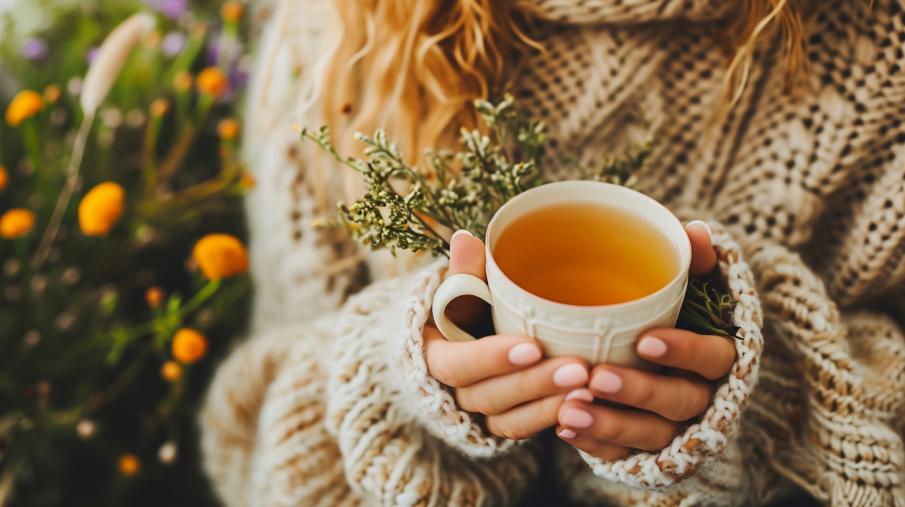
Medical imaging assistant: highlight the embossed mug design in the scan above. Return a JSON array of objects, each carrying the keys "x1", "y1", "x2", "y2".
[{"x1": 431, "y1": 181, "x2": 692, "y2": 368}]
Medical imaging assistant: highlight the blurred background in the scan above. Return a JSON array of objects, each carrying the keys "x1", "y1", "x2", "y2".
[{"x1": 0, "y1": 1, "x2": 253, "y2": 505}]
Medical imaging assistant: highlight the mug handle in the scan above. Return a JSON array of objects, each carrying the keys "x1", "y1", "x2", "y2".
[{"x1": 431, "y1": 273, "x2": 493, "y2": 342}]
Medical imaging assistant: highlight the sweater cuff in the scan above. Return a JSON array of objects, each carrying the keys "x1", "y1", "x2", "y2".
[
  {"x1": 394, "y1": 260, "x2": 519, "y2": 458},
  {"x1": 577, "y1": 219, "x2": 765, "y2": 490}
]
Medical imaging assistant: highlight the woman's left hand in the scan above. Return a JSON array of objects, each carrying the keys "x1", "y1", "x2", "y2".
[{"x1": 556, "y1": 221, "x2": 737, "y2": 460}]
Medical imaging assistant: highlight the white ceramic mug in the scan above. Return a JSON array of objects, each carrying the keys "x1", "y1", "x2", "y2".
[{"x1": 431, "y1": 181, "x2": 691, "y2": 368}]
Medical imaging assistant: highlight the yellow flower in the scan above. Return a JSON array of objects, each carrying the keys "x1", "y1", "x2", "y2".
[
  {"x1": 160, "y1": 360, "x2": 182, "y2": 381},
  {"x1": 0, "y1": 208, "x2": 36, "y2": 239},
  {"x1": 118, "y1": 454, "x2": 141, "y2": 476},
  {"x1": 6, "y1": 90, "x2": 43, "y2": 126},
  {"x1": 44, "y1": 84, "x2": 62, "y2": 104},
  {"x1": 78, "y1": 182, "x2": 125, "y2": 237},
  {"x1": 171, "y1": 328, "x2": 208, "y2": 364},
  {"x1": 0, "y1": 165, "x2": 8, "y2": 192},
  {"x1": 173, "y1": 71, "x2": 193, "y2": 92},
  {"x1": 192, "y1": 233, "x2": 248, "y2": 280},
  {"x1": 196, "y1": 67, "x2": 229, "y2": 98},
  {"x1": 221, "y1": 1, "x2": 244, "y2": 23},
  {"x1": 145, "y1": 286, "x2": 164, "y2": 308},
  {"x1": 217, "y1": 118, "x2": 240, "y2": 140},
  {"x1": 149, "y1": 98, "x2": 170, "y2": 118}
]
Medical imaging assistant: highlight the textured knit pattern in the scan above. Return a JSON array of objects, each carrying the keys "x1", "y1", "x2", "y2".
[{"x1": 202, "y1": 0, "x2": 905, "y2": 505}]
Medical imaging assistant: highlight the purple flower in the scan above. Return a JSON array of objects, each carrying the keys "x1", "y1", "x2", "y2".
[
  {"x1": 161, "y1": 31, "x2": 186, "y2": 56},
  {"x1": 21, "y1": 38, "x2": 48, "y2": 61},
  {"x1": 206, "y1": 30, "x2": 220, "y2": 66},
  {"x1": 145, "y1": 0, "x2": 188, "y2": 20},
  {"x1": 230, "y1": 65, "x2": 249, "y2": 94},
  {"x1": 86, "y1": 47, "x2": 99, "y2": 65}
]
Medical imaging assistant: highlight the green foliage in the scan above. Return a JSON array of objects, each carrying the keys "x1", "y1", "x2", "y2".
[
  {"x1": 0, "y1": 2, "x2": 251, "y2": 506},
  {"x1": 678, "y1": 279, "x2": 741, "y2": 339},
  {"x1": 303, "y1": 94, "x2": 547, "y2": 256}
]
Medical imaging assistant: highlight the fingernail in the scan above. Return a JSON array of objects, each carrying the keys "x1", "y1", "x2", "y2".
[
  {"x1": 590, "y1": 369, "x2": 622, "y2": 394},
  {"x1": 638, "y1": 336, "x2": 668, "y2": 357},
  {"x1": 450, "y1": 229, "x2": 473, "y2": 244},
  {"x1": 553, "y1": 363, "x2": 588, "y2": 387},
  {"x1": 558, "y1": 429, "x2": 577, "y2": 439},
  {"x1": 561, "y1": 408, "x2": 593, "y2": 428},
  {"x1": 508, "y1": 343, "x2": 542, "y2": 366},
  {"x1": 565, "y1": 388, "x2": 594, "y2": 402},
  {"x1": 686, "y1": 220, "x2": 712, "y2": 242}
]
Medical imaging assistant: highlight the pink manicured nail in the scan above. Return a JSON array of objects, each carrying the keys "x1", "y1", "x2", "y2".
[
  {"x1": 565, "y1": 388, "x2": 594, "y2": 402},
  {"x1": 561, "y1": 408, "x2": 593, "y2": 428},
  {"x1": 508, "y1": 343, "x2": 542, "y2": 366},
  {"x1": 450, "y1": 229, "x2": 473, "y2": 243},
  {"x1": 638, "y1": 336, "x2": 668, "y2": 357},
  {"x1": 590, "y1": 369, "x2": 622, "y2": 394},
  {"x1": 558, "y1": 429, "x2": 577, "y2": 439},
  {"x1": 686, "y1": 220, "x2": 712, "y2": 242},
  {"x1": 553, "y1": 364, "x2": 588, "y2": 387}
]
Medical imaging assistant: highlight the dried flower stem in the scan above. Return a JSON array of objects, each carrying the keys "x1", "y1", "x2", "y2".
[{"x1": 32, "y1": 114, "x2": 94, "y2": 268}]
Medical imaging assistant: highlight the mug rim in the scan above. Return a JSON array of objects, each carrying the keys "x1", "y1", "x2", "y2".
[{"x1": 483, "y1": 180, "x2": 692, "y2": 312}]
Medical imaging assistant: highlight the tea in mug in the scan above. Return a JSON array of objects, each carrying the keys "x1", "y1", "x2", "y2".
[{"x1": 492, "y1": 202, "x2": 679, "y2": 306}]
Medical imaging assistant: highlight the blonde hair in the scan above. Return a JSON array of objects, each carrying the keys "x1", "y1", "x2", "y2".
[
  {"x1": 316, "y1": 0, "x2": 808, "y2": 193},
  {"x1": 321, "y1": 0, "x2": 538, "y2": 162}
]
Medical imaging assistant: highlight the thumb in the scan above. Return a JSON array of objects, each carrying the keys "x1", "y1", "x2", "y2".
[
  {"x1": 438, "y1": 229, "x2": 491, "y2": 336},
  {"x1": 686, "y1": 220, "x2": 717, "y2": 276},
  {"x1": 447, "y1": 230, "x2": 487, "y2": 281}
]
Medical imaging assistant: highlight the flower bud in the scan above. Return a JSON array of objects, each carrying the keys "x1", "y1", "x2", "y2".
[
  {"x1": 5, "y1": 90, "x2": 43, "y2": 126},
  {"x1": 192, "y1": 234, "x2": 248, "y2": 280},
  {"x1": 171, "y1": 328, "x2": 208, "y2": 364},
  {"x1": 78, "y1": 182, "x2": 125, "y2": 236}
]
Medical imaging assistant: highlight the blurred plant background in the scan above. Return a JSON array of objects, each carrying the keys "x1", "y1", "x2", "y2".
[{"x1": 0, "y1": 1, "x2": 253, "y2": 505}]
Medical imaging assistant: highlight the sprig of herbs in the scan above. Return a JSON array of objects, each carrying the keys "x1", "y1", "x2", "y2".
[
  {"x1": 678, "y1": 278, "x2": 741, "y2": 339},
  {"x1": 301, "y1": 94, "x2": 545, "y2": 255}
]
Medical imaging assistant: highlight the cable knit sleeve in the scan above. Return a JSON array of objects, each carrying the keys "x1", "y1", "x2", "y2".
[
  {"x1": 571, "y1": 220, "x2": 765, "y2": 498},
  {"x1": 323, "y1": 261, "x2": 540, "y2": 505},
  {"x1": 327, "y1": 260, "x2": 518, "y2": 457},
  {"x1": 738, "y1": 242, "x2": 905, "y2": 506}
]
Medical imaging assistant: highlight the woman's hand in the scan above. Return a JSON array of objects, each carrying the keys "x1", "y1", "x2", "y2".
[
  {"x1": 424, "y1": 231, "x2": 591, "y2": 440},
  {"x1": 555, "y1": 220, "x2": 737, "y2": 460}
]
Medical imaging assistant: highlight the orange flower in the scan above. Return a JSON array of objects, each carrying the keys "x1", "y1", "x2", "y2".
[
  {"x1": 173, "y1": 71, "x2": 193, "y2": 92},
  {"x1": 160, "y1": 360, "x2": 182, "y2": 381},
  {"x1": 0, "y1": 208, "x2": 36, "y2": 238},
  {"x1": 44, "y1": 84, "x2": 62, "y2": 104},
  {"x1": 149, "y1": 98, "x2": 170, "y2": 118},
  {"x1": 217, "y1": 118, "x2": 240, "y2": 140},
  {"x1": 192, "y1": 234, "x2": 248, "y2": 280},
  {"x1": 145, "y1": 286, "x2": 164, "y2": 308},
  {"x1": 221, "y1": 1, "x2": 244, "y2": 23},
  {"x1": 171, "y1": 328, "x2": 208, "y2": 364},
  {"x1": 78, "y1": 182, "x2": 125, "y2": 237},
  {"x1": 118, "y1": 454, "x2": 141, "y2": 476},
  {"x1": 196, "y1": 68, "x2": 229, "y2": 98},
  {"x1": 6, "y1": 90, "x2": 43, "y2": 126},
  {"x1": 0, "y1": 165, "x2": 8, "y2": 192}
]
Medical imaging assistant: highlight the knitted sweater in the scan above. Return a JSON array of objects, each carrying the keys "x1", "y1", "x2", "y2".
[{"x1": 201, "y1": 1, "x2": 905, "y2": 505}]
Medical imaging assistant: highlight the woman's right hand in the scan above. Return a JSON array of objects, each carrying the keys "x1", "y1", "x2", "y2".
[{"x1": 424, "y1": 231, "x2": 590, "y2": 440}]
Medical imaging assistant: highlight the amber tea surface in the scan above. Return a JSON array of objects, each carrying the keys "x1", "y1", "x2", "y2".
[{"x1": 492, "y1": 202, "x2": 678, "y2": 306}]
